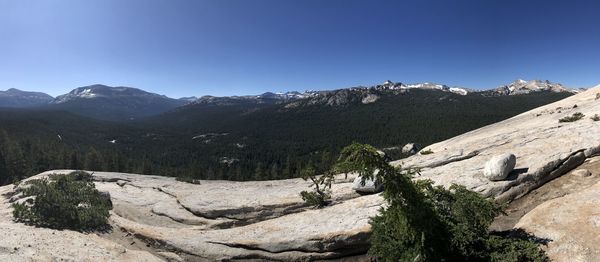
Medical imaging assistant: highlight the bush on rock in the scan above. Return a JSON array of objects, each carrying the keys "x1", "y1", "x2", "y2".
[{"x1": 12, "y1": 171, "x2": 112, "y2": 231}]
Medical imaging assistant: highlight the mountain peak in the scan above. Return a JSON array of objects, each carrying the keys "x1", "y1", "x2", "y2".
[
  {"x1": 0, "y1": 88, "x2": 54, "y2": 108},
  {"x1": 47, "y1": 84, "x2": 186, "y2": 121},
  {"x1": 497, "y1": 79, "x2": 573, "y2": 95},
  {"x1": 53, "y1": 85, "x2": 162, "y2": 104}
]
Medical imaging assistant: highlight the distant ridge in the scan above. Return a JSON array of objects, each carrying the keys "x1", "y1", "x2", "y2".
[
  {"x1": 0, "y1": 88, "x2": 53, "y2": 108},
  {"x1": 0, "y1": 79, "x2": 586, "y2": 119},
  {"x1": 44, "y1": 84, "x2": 186, "y2": 121}
]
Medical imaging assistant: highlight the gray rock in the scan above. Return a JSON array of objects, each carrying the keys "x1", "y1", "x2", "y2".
[
  {"x1": 98, "y1": 191, "x2": 113, "y2": 208},
  {"x1": 402, "y1": 143, "x2": 421, "y2": 155},
  {"x1": 517, "y1": 181, "x2": 600, "y2": 261},
  {"x1": 361, "y1": 94, "x2": 379, "y2": 104},
  {"x1": 483, "y1": 153, "x2": 516, "y2": 181},
  {"x1": 352, "y1": 176, "x2": 383, "y2": 193}
]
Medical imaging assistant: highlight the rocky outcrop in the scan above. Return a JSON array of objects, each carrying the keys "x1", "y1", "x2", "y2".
[
  {"x1": 361, "y1": 94, "x2": 379, "y2": 104},
  {"x1": 4, "y1": 171, "x2": 374, "y2": 260},
  {"x1": 393, "y1": 85, "x2": 600, "y2": 203},
  {"x1": 483, "y1": 153, "x2": 516, "y2": 181},
  {"x1": 516, "y1": 181, "x2": 600, "y2": 261},
  {"x1": 0, "y1": 184, "x2": 163, "y2": 262}
]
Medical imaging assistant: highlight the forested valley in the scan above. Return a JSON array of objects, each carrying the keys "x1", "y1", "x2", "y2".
[{"x1": 0, "y1": 90, "x2": 571, "y2": 185}]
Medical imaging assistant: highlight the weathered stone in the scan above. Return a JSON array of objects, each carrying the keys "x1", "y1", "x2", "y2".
[
  {"x1": 98, "y1": 191, "x2": 112, "y2": 208},
  {"x1": 361, "y1": 94, "x2": 379, "y2": 104},
  {"x1": 483, "y1": 153, "x2": 516, "y2": 181},
  {"x1": 0, "y1": 184, "x2": 162, "y2": 261},
  {"x1": 402, "y1": 143, "x2": 421, "y2": 155},
  {"x1": 516, "y1": 181, "x2": 600, "y2": 262},
  {"x1": 572, "y1": 169, "x2": 592, "y2": 177},
  {"x1": 157, "y1": 251, "x2": 184, "y2": 262},
  {"x1": 352, "y1": 176, "x2": 383, "y2": 193}
]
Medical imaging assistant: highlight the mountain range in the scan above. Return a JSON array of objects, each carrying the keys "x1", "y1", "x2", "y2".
[
  {"x1": 0, "y1": 78, "x2": 577, "y2": 185},
  {"x1": 0, "y1": 79, "x2": 585, "y2": 121}
]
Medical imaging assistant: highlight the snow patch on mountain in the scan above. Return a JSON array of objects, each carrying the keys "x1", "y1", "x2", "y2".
[{"x1": 52, "y1": 84, "x2": 173, "y2": 104}]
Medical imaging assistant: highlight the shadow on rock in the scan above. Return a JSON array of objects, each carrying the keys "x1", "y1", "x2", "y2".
[
  {"x1": 491, "y1": 228, "x2": 552, "y2": 245},
  {"x1": 505, "y1": 168, "x2": 529, "y2": 181}
]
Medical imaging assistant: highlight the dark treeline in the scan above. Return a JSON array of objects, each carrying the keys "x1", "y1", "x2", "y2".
[
  {"x1": 0, "y1": 129, "x2": 148, "y2": 184},
  {"x1": 0, "y1": 90, "x2": 571, "y2": 185}
]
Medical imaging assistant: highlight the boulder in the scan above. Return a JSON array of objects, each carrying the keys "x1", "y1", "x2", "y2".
[
  {"x1": 483, "y1": 153, "x2": 516, "y2": 181},
  {"x1": 116, "y1": 180, "x2": 127, "y2": 187},
  {"x1": 98, "y1": 191, "x2": 113, "y2": 208},
  {"x1": 376, "y1": 150, "x2": 391, "y2": 162},
  {"x1": 352, "y1": 176, "x2": 383, "y2": 193},
  {"x1": 402, "y1": 143, "x2": 421, "y2": 155}
]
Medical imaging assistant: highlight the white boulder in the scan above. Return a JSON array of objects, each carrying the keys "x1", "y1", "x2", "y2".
[
  {"x1": 402, "y1": 143, "x2": 421, "y2": 155},
  {"x1": 483, "y1": 153, "x2": 516, "y2": 181},
  {"x1": 352, "y1": 176, "x2": 383, "y2": 193}
]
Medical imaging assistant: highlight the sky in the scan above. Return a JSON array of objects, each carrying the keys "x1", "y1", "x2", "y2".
[{"x1": 1, "y1": 0, "x2": 600, "y2": 98}]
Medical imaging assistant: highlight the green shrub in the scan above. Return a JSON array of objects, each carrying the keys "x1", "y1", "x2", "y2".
[
  {"x1": 299, "y1": 165, "x2": 332, "y2": 207},
  {"x1": 420, "y1": 148, "x2": 434, "y2": 155},
  {"x1": 558, "y1": 112, "x2": 585, "y2": 122},
  {"x1": 12, "y1": 171, "x2": 112, "y2": 231},
  {"x1": 487, "y1": 235, "x2": 549, "y2": 262},
  {"x1": 314, "y1": 143, "x2": 548, "y2": 261}
]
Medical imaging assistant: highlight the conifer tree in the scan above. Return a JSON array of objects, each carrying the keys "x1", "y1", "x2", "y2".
[
  {"x1": 0, "y1": 150, "x2": 9, "y2": 185},
  {"x1": 84, "y1": 148, "x2": 103, "y2": 171}
]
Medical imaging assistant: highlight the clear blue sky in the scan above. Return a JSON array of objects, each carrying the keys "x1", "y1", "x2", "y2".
[{"x1": 1, "y1": 0, "x2": 600, "y2": 98}]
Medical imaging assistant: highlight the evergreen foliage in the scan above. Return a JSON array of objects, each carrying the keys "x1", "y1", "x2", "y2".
[
  {"x1": 175, "y1": 176, "x2": 202, "y2": 184},
  {"x1": 299, "y1": 164, "x2": 333, "y2": 207},
  {"x1": 420, "y1": 148, "x2": 434, "y2": 155},
  {"x1": 305, "y1": 143, "x2": 549, "y2": 261},
  {"x1": 558, "y1": 112, "x2": 585, "y2": 122},
  {"x1": 12, "y1": 171, "x2": 112, "y2": 231}
]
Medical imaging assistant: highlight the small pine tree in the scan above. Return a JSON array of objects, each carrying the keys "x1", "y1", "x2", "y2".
[
  {"x1": 0, "y1": 150, "x2": 9, "y2": 185},
  {"x1": 299, "y1": 162, "x2": 333, "y2": 207},
  {"x1": 254, "y1": 163, "x2": 265, "y2": 181},
  {"x1": 282, "y1": 157, "x2": 292, "y2": 179},
  {"x1": 84, "y1": 148, "x2": 103, "y2": 171},
  {"x1": 69, "y1": 151, "x2": 82, "y2": 170}
]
